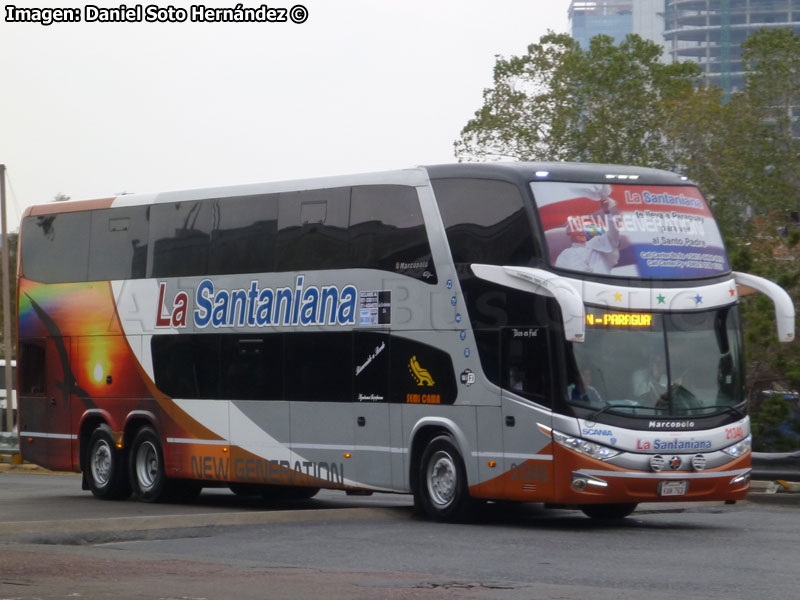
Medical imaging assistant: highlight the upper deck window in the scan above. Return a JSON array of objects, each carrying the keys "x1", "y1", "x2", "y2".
[
  {"x1": 20, "y1": 185, "x2": 435, "y2": 284},
  {"x1": 531, "y1": 182, "x2": 731, "y2": 279},
  {"x1": 433, "y1": 178, "x2": 538, "y2": 266},
  {"x1": 21, "y1": 212, "x2": 91, "y2": 283}
]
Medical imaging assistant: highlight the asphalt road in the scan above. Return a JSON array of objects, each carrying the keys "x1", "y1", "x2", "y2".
[{"x1": 1, "y1": 471, "x2": 798, "y2": 600}]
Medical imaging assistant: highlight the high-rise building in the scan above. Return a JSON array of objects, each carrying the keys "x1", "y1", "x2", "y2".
[
  {"x1": 634, "y1": 0, "x2": 668, "y2": 47},
  {"x1": 569, "y1": 1, "x2": 667, "y2": 56},
  {"x1": 569, "y1": 1, "x2": 634, "y2": 50},
  {"x1": 664, "y1": 0, "x2": 800, "y2": 94}
]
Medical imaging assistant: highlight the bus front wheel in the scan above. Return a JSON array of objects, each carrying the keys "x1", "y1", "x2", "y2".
[
  {"x1": 580, "y1": 503, "x2": 638, "y2": 520},
  {"x1": 415, "y1": 435, "x2": 474, "y2": 522},
  {"x1": 129, "y1": 426, "x2": 168, "y2": 502},
  {"x1": 86, "y1": 424, "x2": 130, "y2": 500}
]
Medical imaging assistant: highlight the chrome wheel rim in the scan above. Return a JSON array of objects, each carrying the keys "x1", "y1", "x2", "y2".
[
  {"x1": 135, "y1": 441, "x2": 159, "y2": 492},
  {"x1": 426, "y1": 450, "x2": 457, "y2": 508},
  {"x1": 90, "y1": 439, "x2": 112, "y2": 487}
]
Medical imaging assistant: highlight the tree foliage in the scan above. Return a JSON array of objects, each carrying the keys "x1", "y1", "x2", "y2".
[
  {"x1": 456, "y1": 28, "x2": 800, "y2": 408},
  {"x1": 456, "y1": 32, "x2": 699, "y2": 166},
  {"x1": 749, "y1": 394, "x2": 800, "y2": 452}
]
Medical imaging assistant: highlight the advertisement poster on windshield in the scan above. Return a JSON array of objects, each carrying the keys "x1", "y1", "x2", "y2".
[{"x1": 531, "y1": 182, "x2": 730, "y2": 279}]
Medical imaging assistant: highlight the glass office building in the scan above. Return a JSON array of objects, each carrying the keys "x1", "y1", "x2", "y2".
[
  {"x1": 664, "y1": 0, "x2": 800, "y2": 94},
  {"x1": 569, "y1": 1, "x2": 634, "y2": 49}
]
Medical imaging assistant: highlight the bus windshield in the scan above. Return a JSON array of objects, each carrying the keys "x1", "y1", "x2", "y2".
[{"x1": 566, "y1": 307, "x2": 744, "y2": 419}]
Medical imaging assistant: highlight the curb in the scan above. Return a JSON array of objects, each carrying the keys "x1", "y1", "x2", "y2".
[
  {"x1": 742, "y1": 479, "x2": 800, "y2": 506},
  {"x1": 743, "y1": 493, "x2": 800, "y2": 507},
  {"x1": 0, "y1": 462, "x2": 64, "y2": 475}
]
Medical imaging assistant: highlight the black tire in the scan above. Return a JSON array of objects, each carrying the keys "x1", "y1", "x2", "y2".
[
  {"x1": 415, "y1": 435, "x2": 475, "y2": 522},
  {"x1": 580, "y1": 503, "x2": 638, "y2": 520},
  {"x1": 229, "y1": 483, "x2": 262, "y2": 497},
  {"x1": 261, "y1": 485, "x2": 320, "y2": 501},
  {"x1": 86, "y1": 424, "x2": 131, "y2": 500},
  {"x1": 171, "y1": 480, "x2": 203, "y2": 502},
  {"x1": 129, "y1": 426, "x2": 169, "y2": 502}
]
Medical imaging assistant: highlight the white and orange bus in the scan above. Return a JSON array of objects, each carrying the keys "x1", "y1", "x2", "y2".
[{"x1": 16, "y1": 163, "x2": 794, "y2": 520}]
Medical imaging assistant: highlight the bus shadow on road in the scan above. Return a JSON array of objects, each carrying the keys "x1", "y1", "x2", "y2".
[
  {"x1": 437, "y1": 501, "x2": 738, "y2": 532},
  {"x1": 155, "y1": 488, "x2": 736, "y2": 532}
]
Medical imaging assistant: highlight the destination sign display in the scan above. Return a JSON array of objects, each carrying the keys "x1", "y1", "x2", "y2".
[{"x1": 585, "y1": 312, "x2": 653, "y2": 328}]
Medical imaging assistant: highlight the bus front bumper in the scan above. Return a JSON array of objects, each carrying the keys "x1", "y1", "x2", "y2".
[{"x1": 553, "y1": 445, "x2": 752, "y2": 505}]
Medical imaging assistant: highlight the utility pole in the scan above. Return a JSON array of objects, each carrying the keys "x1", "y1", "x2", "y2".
[{"x1": 0, "y1": 165, "x2": 13, "y2": 433}]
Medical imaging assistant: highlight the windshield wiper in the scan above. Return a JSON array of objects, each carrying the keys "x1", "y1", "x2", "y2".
[
  {"x1": 585, "y1": 402, "x2": 663, "y2": 422},
  {"x1": 682, "y1": 403, "x2": 747, "y2": 419},
  {"x1": 585, "y1": 403, "x2": 616, "y2": 422}
]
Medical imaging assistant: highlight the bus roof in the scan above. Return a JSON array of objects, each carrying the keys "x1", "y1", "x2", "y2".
[
  {"x1": 424, "y1": 162, "x2": 694, "y2": 186},
  {"x1": 21, "y1": 162, "x2": 696, "y2": 218}
]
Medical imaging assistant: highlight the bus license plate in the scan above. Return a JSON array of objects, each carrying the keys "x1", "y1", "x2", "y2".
[{"x1": 659, "y1": 481, "x2": 688, "y2": 497}]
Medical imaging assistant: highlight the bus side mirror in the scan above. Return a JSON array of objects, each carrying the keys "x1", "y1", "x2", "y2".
[
  {"x1": 471, "y1": 265, "x2": 586, "y2": 343},
  {"x1": 733, "y1": 271, "x2": 795, "y2": 343}
]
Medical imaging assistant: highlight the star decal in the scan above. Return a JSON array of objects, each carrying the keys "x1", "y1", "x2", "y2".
[
  {"x1": 694, "y1": 294, "x2": 703, "y2": 305},
  {"x1": 656, "y1": 293, "x2": 666, "y2": 304},
  {"x1": 613, "y1": 292, "x2": 623, "y2": 302}
]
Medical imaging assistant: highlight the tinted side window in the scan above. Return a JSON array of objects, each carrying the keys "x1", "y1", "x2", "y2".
[
  {"x1": 354, "y1": 332, "x2": 389, "y2": 403},
  {"x1": 276, "y1": 188, "x2": 351, "y2": 271},
  {"x1": 350, "y1": 185, "x2": 436, "y2": 283},
  {"x1": 390, "y1": 336, "x2": 456, "y2": 405},
  {"x1": 502, "y1": 327, "x2": 551, "y2": 407},
  {"x1": 21, "y1": 213, "x2": 91, "y2": 283},
  {"x1": 473, "y1": 329, "x2": 500, "y2": 387},
  {"x1": 209, "y1": 195, "x2": 278, "y2": 276},
  {"x1": 150, "y1": 201, "x2": 213, "y2": 278},
  {"x1": 151, "y1": 335, "x2": 220, "y2": 399},
  {"x1": 285, "y1": 332, "x2": 352, "y2": 402},
  {"x1": 18, "y1": 343, "x2": 45, "y2": 395},
  {"x1": 433, "y1": 178, "x2": 537, "y2": 266},
  {"x1": 220, "y1": 335, "x2": 283, "y2": 400},
  {"x1": 88, "y1": 206, "x2": 149, "y2": 280}
]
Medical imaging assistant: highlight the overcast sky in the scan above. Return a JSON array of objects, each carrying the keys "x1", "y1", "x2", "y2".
[{"x1": 0, "y1": 1, "x2": 569, "y2": 224}]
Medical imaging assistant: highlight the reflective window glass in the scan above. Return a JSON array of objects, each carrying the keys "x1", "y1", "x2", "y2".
[
  {"x1": 21, "y1": 213, "x2": 91, "y2": 283},
  {"x1": 88, "y1": 206, "x2": 149, "y2": 280}
]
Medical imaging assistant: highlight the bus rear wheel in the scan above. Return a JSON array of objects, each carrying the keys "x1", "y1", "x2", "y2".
[
  {"x1": 86, "y1": 424, "x2": 130, "y2": 500},
  {"x1": 415, "y1": 435, "x2": 474, "y2": 522},
  {"x1": 129, "y1": 426, "x2": 168, "y2": 502},
  {"x1": 580, "y1": 503, "x2": 638, "y2": 520}
]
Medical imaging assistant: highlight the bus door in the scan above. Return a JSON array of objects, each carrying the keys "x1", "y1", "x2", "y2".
[
  {"x1": 287, "y1": 332, "x2": 354, "y2": 491},
  {"x1": 500, "y1": 327, "x2": 555, "y2": 500},
  {"x1": 225, "y1": 336, "x2": 288, "y2": 487},
  {"x1": 352, "y1": 332, "x2": 393, "y2": 490},
  {"x1": 18, "y1": 338, "x2": 73, "y2": 471}
]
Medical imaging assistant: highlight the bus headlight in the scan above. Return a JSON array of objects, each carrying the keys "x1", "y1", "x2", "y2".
[
  {"x1": 552, "y1": 430, "x2": 620, "y2": 461},
  {"x1": 722, "y1": 435, "x2": 752, "y2": 458}
]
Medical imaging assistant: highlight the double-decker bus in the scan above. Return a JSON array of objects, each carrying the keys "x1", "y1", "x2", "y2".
[{"x1": 16, "y1": 163, "x2": 794, "y2": 520}]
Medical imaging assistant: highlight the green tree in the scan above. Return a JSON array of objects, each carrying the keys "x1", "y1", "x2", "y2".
[
  {"x1": 722, "y1": 30, "x2": 800, "y2": 404},
  {"x1": 455, "y1": 32, "x2": 699, "y2": 166},
  {"x1": 749, "y1": 394, "x2": 800, "y2": 452},
  {"x1": 743, "y1": 28, "x2": 800, "y2": 144}
]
